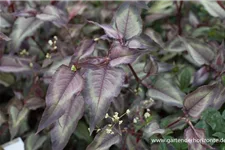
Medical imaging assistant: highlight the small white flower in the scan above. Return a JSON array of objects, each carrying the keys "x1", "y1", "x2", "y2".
[
  {"x1": 97, "y1": 129, "x2": 101, "y2": 133},
  {"x1": 29, "y1": 62, "x2": 33, "y2": 68},
  {"x1": 133, "y1": 118, "x2": 137, "y2": 123},
  {"x1": 48, "y1": 40, "x2": 53, "y2": 46},
  {"x1": 126, "y1": 109, "x2": 130, "y2": 115},
  {"x1": 53, "y1": 46, "x2": 57, "y2": 50},
  {"x1": 119, "y1": 120, "x2": 123, "y2": 125},
  {"x1": 106, "y1": 128, "x2": 112, "y2": 134},
  {"x1": 110, "y1": 131, "x2": 114, "y2": 135},
  {"x1": 54, "y1": 36, "x2": 58, "y2": 40},
  {"x1": 147, "y1": 109, "x2": 150, "y2": 112},
  {"x1": 45, "y1": 53, "x2": 51, "y2": 59},
  {"x1": 113, "y1": 112, "x2": 119, "y2": 120},
  {"x1": 144, "y1": 112, "x2": 151, "y2": 119},
  {"x1": 105, "y1": 113, "x2": 109, "y2": 118},
  {"x1": 108, "y1": 124, "x2": 112, "y2": 127}
]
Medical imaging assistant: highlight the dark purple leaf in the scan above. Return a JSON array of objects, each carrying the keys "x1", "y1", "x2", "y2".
[
  {"x1": 109, "y1": 44, "x2": 141, "y2": 67},
  {"x1": 51, "y1": 95, "x2": 84, "y2": 150},
  {"x1": 113, "y1": 2, "x2": 142, "y2": 39},
  {"x1": 0, "y1": 56, "x2": 37, "y2": 73},
  {"x1": 83, "y1": 66, "x2": 125, "y2": 134},
  {"x1": 0, "y1": 32, "x2": 11, "y2": 41},
  {"x1": 88, "y1": 21, "x2": 123, "y2": 40},
  {"x1": 209, "y1": 83, "x2": 225, "y2": 110},
  {"x1": 86, "y1": 126, "x2": 121, "y2": 150},
  {"x1": 13, "y1": 9, "x2": 37, "y2": 17},
  {"x1": 24, "y1": 96, "x2": 45, "y2": 110},
  {"x1": 184, "y1": 127, "x2": 213, "y2": 150},
  {"x1": 36, "y1": 5, "x2": 68, "y2": 27},
  {"x1": 192, "y1": 66, "x2": 209, "y2": 87},
  {"x1": 9, "y1": 17, "x2": 44, "y2": 52},
  {"x1": 71, "y1": 39, "x2": 96, "y2": 63},
  {"x1": 37, "y1": 65, "x2": 84, "y2": 133},
  {"x1": 126, "y1": 135, "x2": 148, "y2": 150},
  {"x1": 183, "y1": 84, "x2": 217, "y2": 118}
]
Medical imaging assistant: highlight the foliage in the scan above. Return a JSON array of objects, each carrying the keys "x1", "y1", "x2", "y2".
[{"x1": 1, "y1": 1, "x2": 225, "y2": 150}]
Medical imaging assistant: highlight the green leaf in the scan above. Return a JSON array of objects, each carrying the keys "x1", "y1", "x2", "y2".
[
  {"x1": 178, "y1": 67, "x2": 193, "y2": 90},
  {"x1": 213, "y1": 132, "x2": 225, "y2": 139},
  {"x1": 113, "y1": 2, "x2": 142, "y2": 39},
  {"x1": 9, "y1": 106, "x2": 29, "y2": 139},
  {"x1": 202, "y1": 108, "x2": 225, "y2": 132},
  {"x1": 221, "y1": 75, "x2": 225, "y2": 86},
  {"x1": 25, "y1": 133, "x2": 47, "y2": 150},
  {"x1": 74, "y1": 121, "x2": 92, "y2": 143},
  {"x1": 0, "y1": 72, "x2": 15, "y2": 87}
]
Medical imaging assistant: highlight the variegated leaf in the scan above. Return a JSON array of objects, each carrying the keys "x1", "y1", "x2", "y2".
[
  {"x1": 25, "y1": 133, "x2": 47, "y2": 150},
  {"x1": 183, "y1": 84, "x2": 217, "y2": 118},
  {"x1": 184, "y1": 127, "x2": 212, "y2": 150},
  {"x1": 37, "y1": 65, "x2": 84, "y2": 133},
  {"x1": 109, "y1": 44, "x2": 141, "y2": 67},
  {"x1": 86, "y1": 126, "x2": 121, "y2": 150},
  {"x1": 147, "y1": 76, "x2": 185, "y2": 107},
  {"x1": 179, "y1": 37, "x2": 215, "y2": 65},
  {"x1": 84, "y1": 66, "x2": 125, "y2": 133},
  {"x1": 51, "y1": 95, "x2": 84, "y2": 150},
  {"x1": 9, "y1": 106, "x2": 29, "y2": 139},
  {"x1": 113, "y1": 2, "x2": 142, "y2": 39},
  {"x1": 9, "y1": 17, "x2": 44, "y2": 52},
  {"x1": 88, "y1": 21, "x2": 123, "y2": 39}
]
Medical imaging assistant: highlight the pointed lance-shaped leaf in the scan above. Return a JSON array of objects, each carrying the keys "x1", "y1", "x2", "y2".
[
  {"x1": 209, "y1": 83, "x2": 225, "y2": 110},
  {"x1": 183, "y1": 84, "x2": 217, "y2": 118},
  {"x1": 143, "y1": 56, "x2": 158, "y2": 77},
  {"x1": 143, "y1": 121, "x2": 165, "y2": 138},
  {"x1": 147, "y1": 76, "x2": 185, "y2": 107},
  {"x1": 179, "y1": 37, "x2": 215, "y2": 65},
  {"x1": 84, "y1": 66, "x2": 125, "y2": 134},
  {"x1": 184, "y1": 127, "x2": 213, "y2": 150},
  {"x1": 86, "y1": 126, "x2": 121, "y2": 150},
  {"x1": 88, "y1": 21, "x2": 123, "y2": 40},
  {"x1": 51, "y1": 95, "x2": 84, "y2": 150},
  {"x1": 25, "y1": 133, "x2": 47, "y2": 150},
  {"x1": 200, "y1": 0, "x2": 225, "y2": 18},
  {"x1": 109, "y1": 44, "x2": 141, "y2": 67},
  {"x1": 113, "y1": 2, "x2": 143, "y2": 40},
  {"x1": 36, "y1": 5, "x2": 68, "y2": 27},
  {"x1": 9, "y1": 106, "x2": 29, "y2": 139},
  {"x1": 192, "y1": 66, "x2": 209, "y2": 87},
  {"x1": 37, "y1": 65, "x2": 84, "y2": 133},
  {"x1": 71, "y1": 39, "x2": 96, "y2": 63},
  {"x1": 9, "y1": 17, "x2": 44, "y2": 52}
]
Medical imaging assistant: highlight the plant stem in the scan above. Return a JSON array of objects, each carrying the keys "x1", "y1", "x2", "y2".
[{"x1": 128, "y1": 64, "x2": 151, "y2": 89}]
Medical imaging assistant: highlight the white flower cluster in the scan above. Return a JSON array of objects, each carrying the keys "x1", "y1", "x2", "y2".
[{"x1": 48, "y1": 36, "x2": 58, "y2": 50}]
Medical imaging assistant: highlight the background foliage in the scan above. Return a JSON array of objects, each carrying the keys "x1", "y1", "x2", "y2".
[{"x1": 1, "y1": 1, "x2": 225, "y2": 150}]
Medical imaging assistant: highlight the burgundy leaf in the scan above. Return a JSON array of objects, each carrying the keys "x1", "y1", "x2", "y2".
[
  {"x1": 37, "y1": 65, "x2": 84, "y2": 133},
  {"x1": 143, "y1": 121, "x2": 165, "y2": 138},
  {"x1": 0, "y1": 56, "x2": 38, "y2": 73},
  {"x1": 83, "y1": 66, "x2": 125, "y2": 134},
  {"x1": 0, "y1": 32, "x2": 11, "y2": 41},
  {"x1": 109, "y1": 44, "x2": 141, "y2": 67},
  {"x1": 184, "y1": 127, "x2": 213, "y2": 150},
  {"x1": 71, "y1": 39, "x2": 96, "y2": 63},
  {"x1": 36, "y1": 5, "x2": 68, "y2": 27},
  {"x1": 192, "y1": 66, "x2": 209, "y2": 87},
  {"x1": 24, "y1": 96, "x2": 45, "y2": 110},
  {"x1": 88, "y1": 21, "x2": 123, "y2": 39},
  {"x1": 51, "y1": 95, "x2": 84, "y2": 150},
  {"x1": 183, "y1": 84, "x2": 217, "y2": 118},
  {"x1": 86, "y1": 126, "x2": 121, "y2": 150},
  {"x1": 209, "y1": 83, "x2": 225, "y2": 110}
]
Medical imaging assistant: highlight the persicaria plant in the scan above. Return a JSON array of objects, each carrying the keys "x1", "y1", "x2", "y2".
[{"x1": 1, "y1": 1, "x2": 225, "y2": 150}]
